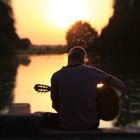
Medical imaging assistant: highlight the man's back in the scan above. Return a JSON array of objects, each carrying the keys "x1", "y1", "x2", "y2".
[{"x1": 51, "y1": 64, "x2": 111, "y2": 130}]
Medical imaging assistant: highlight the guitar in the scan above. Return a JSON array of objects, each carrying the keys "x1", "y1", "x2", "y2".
[
  {"x1": 34, "y1": 84, "x2": 122, "y2": 121},
  {"x1": 96, "y1": 84, "x2": 122, "y2": 121},
  {"x1": 34, "y1": 84, "x2": 51, "y2": 93}
]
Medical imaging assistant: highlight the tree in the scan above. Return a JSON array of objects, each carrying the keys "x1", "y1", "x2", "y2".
[
  {"x1": 66, "y1": 21, "x2": 98, "y2": 52},
  {"x1": 98, "y1": 0, "x2": 140, "y2": 58},
  {"x1": 0, "y1": 0, "x2": 19, "y2": 56},
  {"x1": 15, "y1": 38, "x2": 31, "y2": 50},
  {"x1": 0, "y1": 0, "x2": 19, "y2": 110},
  {"x1": 96, "y1": 0, "x2": 140, "y2": 127}
]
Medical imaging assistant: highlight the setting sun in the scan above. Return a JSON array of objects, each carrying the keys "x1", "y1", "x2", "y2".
[
  {"x1": 12, "y1": 0, "x2": 114, "y2": 45},
  {"x1": 42, "y1": 0, "x2": 89, "y2": 29}
]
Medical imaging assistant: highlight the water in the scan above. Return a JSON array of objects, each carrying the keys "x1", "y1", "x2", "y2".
[{"x1": 13, "y1": 54, "x2": 114, "y2": 128}]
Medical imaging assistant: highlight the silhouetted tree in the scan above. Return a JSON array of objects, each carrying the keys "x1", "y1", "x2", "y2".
[
  {"x1": 98, "y1": 0, "x2": 140, "y2": 58},
  {"x1": 0, "y1": 0, "x2": 19, "y2": 111},
  {"x1": 0, "y1": 0, "x2": 19, "y2": 56},
  {"x1": 21, "y1": 38, "x2": 31, "y2": 49},
  {"x1": 96, "y1": 0, "x2": 140, "y2": 127},
  {"x1": 66, "y1": 21, "x2": 98, "y2": 52},
  {"x1": 15, "y1": 38, "x2": 31, "y2": 50}
]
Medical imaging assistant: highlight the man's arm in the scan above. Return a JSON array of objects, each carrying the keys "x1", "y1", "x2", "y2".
[
  {"x1": 108, "y1": 76, "x2": 125, "y2": 91},
  {"x1": 51, "y1": 74, "x2": 60, "y2": 112},
  {"x1": 94, "y1": 67, "x2": 125, "y2": 91}
]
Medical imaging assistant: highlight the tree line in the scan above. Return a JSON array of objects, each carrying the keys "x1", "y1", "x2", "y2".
[
  {"x1": 66, "y1": 0, "x2": 140, "y2": 60},
  {"x1": 1, "y1": 0, "x2": 140, "y2": 59},
  {"x1": 0, "y1": 0, "x2": 31, "y2": 57},
  {"x1": 0, "y1": 0, "x2": 31, "y2": 110}
]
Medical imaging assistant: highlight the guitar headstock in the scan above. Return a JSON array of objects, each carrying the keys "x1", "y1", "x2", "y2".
[{"x1": 34, "y1": 84, "x2": 51, "y2": 93}]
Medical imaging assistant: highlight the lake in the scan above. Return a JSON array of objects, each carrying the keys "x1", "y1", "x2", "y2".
[{"x1": 13, "y1": 54, "x2": 114, "y2": 128}]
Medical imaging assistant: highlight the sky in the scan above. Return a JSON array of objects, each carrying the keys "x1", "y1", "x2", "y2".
[{"x1": 12, "y1": 0, "x2": 114, "y2": 45}]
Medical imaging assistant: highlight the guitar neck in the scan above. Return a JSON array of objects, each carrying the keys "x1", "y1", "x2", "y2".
[{"x1": 34, "y1": 84, "x2": 51, "y2": 93}]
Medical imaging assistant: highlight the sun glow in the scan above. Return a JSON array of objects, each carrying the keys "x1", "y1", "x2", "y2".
[
  {"x1": 42, "y1": 0, "x2": 89, "y2": 29},
  {"x1": 12, "y1": 0, "x2": 114, "y2": 44}
]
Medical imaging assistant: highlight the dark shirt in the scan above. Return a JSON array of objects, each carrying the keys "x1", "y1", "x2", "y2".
[{"x1": 51, "y1": 64, "x2": 112, "y2": 130}]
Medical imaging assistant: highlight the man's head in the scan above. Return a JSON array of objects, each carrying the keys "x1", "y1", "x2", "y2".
[{"x1": 68, "y1": 46, "x2": 87, "y2": 65}]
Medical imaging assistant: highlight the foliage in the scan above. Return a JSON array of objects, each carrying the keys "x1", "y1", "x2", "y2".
[
  {"x1": 0, "y1": 0, "x2": 19, "y2": 56},
  {"x1": 66, "y1": 21, "x2": 98, "y2": 52},
  {"x1": 94, "y1": 0, "x2": 140, "y2": 127},
  {"x1": 16, "y1": 38, "x2": 32, "y2": 50},
  {"x1": 0, "y1": 0, "x2": 19, "y2": 110},
  {"x1": 98, "y1": 0, "x2": 140, "y2": 58},
  {"x1": 0, "y1": 0, "x2": 30, "y2": 56}
]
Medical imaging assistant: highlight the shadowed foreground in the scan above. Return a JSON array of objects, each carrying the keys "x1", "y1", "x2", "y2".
[
  {"x1": 0, "y1": 104, "x2": 140, "y2": 140},
  {"x1": 0, "y1": 119, "x2": 140, "y2": 140}
]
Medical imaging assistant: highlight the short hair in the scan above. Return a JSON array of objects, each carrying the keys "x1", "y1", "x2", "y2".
[{"x1": 68, "y1": 46, "x2": 87, "y2": 63}]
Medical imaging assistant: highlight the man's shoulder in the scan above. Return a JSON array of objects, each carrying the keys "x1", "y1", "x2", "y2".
[
  {"x1": 82, "y1": 64, "x2": 109, "y2": 74},
  {"x1": 82, "y1": 64, "x2": 97, "y2": 71},
  {"x1": 52, "y1": 67, "x2": 65, "y2": 77}
]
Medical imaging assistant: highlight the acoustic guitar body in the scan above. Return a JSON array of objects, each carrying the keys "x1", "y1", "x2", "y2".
[{"x1": 96, "y1": 86, "x2": 122, "y2": 121}]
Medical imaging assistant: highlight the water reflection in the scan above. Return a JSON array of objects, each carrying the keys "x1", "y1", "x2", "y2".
[
  {"x1": 0, "y1": 56, "x2": 18, "y2": 113},
  {"x1": 13, "y1": 54, "x2": 115, "y2": 128},
  {"x1": 0, "y1": 55, "x2": 31, "y2": 113},
  {"x1": 14, "y1": 54, "x2": 67, "y2": 113},
  {"x1": 9, "y1": 54, "x2": 140, "y2": 128}
]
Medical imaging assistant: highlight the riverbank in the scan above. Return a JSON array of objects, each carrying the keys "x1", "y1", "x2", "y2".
[{"x1": 16, "y1": 44, "x2": 68, "y2": 55}]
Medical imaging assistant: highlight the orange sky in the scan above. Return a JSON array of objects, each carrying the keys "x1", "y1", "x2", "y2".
[{"x1": 12, "y1": 0, "x2": 114, "y2": 45}]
